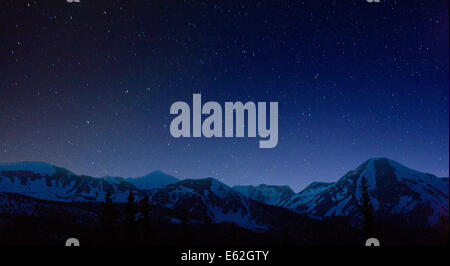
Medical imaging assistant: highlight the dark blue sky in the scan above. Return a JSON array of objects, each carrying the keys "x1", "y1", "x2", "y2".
[{"x1": 0, "y1": 0, "x2": 448, "y2": 191}]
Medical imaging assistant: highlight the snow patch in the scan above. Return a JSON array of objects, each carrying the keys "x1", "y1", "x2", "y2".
[{"x1": 0, "y1": 162, "x2": 56, "y2": 176}]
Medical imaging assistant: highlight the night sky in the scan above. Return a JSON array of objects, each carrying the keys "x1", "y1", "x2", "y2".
[{"x1": 0, "y1": 0, "x2": 448, "y2": 191}]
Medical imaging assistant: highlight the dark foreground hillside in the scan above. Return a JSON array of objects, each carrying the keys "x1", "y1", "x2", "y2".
[{"x1": 0, "y1": 193, "x2": 447, "y2": 246}]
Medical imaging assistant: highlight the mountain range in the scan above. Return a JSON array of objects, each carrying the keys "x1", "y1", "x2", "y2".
[
  {"x1": 239, "y1": 158, "x2": 449, "y2": 227},
  {"x1": 0, "y1": 158, "x2": 448, "y2": 234}
]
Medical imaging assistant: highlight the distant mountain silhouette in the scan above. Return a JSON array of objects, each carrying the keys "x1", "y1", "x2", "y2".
[
  {"x1": 0, "y1": 158, "x2": 448, "y2": 230},
  {"x1": 239, "y1": 158, "x2": 449, "y2": 227},
  {"x1": 103, "y1": 170, "x2": 179, "y2": 190}
]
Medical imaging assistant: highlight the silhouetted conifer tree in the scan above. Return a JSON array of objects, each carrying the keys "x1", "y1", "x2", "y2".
[
  {"x1": 139, "y1": 194, "x2": 151, "y2": 245},
  {"x1": 125, "y1": 190, "x2": 137, "y2": 225},
  {"x1": 358, "y1": 177, "x2": 375, "y2": 239},
  {"x1": 101, "y1": 190, "x2": 117, "y2": 243},
  {"x1": 124, "y1": 190, "x2": 137, "y2": 244}
]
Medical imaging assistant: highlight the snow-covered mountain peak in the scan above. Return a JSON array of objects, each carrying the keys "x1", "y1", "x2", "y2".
[
  {"x1": 283, "y1": 157, "x2": 449, "y2": 226},
  {"x1": 0, "y1": 161, "x2": 57, "y2": 176},
  {"x1": 0, "y1": 162, "x2": 135, "y2": 202},
  {"x1": 1, "y1": 159, "x2": 447, "y2": 229},
  {"x1": 348, "y1": 158, "x2": 446, "y2": 195}
]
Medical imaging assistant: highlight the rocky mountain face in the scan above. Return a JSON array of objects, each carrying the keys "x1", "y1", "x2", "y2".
[
  {"x1": 0, "y1": 163, "x2": 317, "y2": 232},
  {"x1": 0, "y1": 158, "x2": 448, "y2": 230},
  {"x1": 241, "y1": 158, "x2": 449, "y2": 227},
  {"x1": 233, "y1": 184, "x2": 296, "y2": 206},
  {"x1": 0, "y1": 162, "x2": 178, "y2": 202},
  {"x1": 0, "y1": 162, "x2": 133, "y2": 202},
  {"x1": 145, "y1": 178, "x2": 321, "y2": 232}
]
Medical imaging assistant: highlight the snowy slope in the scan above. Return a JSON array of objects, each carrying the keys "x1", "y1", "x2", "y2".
[
  {"x1": 283, "y1": 158, "x2": 449, "y2": 226},
  {"x1": 285, "y1": 182, "x2": 332, "y2": 212},
  {"x1": 233, "y1": 184, "x2": 295, "y2": 206},
  {"x1": 1, "y1": 158, "x2": 447, "y2": 229},
  {"x1": 145, "y1": 178, "x2": 320, "y2": 232},
  {"x1": 147, "y1": 178, "x2": 268, "y2": 231},
  {"x1": 0, "y1": 163, "x2": 316, "y2": 232},
  {"x1": 0, "y1": 162, "x2": 134, "y2": 202},
  {"x1": 0, "y1": 162, "x2": 56, "y2": 176},
  {"x1": 0, "y1": 192, "x2": 99, "y2": 225}
]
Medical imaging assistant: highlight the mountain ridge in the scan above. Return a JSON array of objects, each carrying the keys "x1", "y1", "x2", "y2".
[
  {"x1": 1, "y1": 157, "x2": 448, "y2": 228},
  {"x1": 283, "y1": 158, "x2": 448, "y2": 226}
]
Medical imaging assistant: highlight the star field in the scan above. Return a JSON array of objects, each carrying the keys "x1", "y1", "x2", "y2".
[{"x1": 0, "y1": 0, "x2": 448, "y2": 191}]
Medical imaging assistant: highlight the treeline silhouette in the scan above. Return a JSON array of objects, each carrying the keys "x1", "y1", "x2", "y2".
[
  {"x1": 97, "y1": 190, "x2": 261, "y2": 246},
  {"x1": 0, "y1": 191, "x2": 447, "y2": 246}
]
